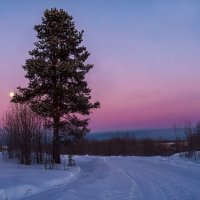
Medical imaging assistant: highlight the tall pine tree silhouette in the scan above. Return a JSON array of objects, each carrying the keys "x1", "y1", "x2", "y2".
[{"x1": 12, "y1": 8, "x2": 100, "y2": 163}]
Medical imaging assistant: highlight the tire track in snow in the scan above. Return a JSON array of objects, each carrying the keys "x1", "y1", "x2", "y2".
[{"x1": 111, "y1": 157, "x2": 200, "y2": 200}]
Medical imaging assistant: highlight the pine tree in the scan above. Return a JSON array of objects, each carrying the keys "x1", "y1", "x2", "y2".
[{"x1": 12, "y1": 8, "x2": 100, "y2": 164}]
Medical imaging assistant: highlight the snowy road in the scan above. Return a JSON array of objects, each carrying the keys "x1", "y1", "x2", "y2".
[{"x1": 20, "y1": 155, "x2": 200, "y2": 200}]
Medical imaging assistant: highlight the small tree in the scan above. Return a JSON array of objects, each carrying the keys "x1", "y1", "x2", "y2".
[
  {"x1": 12, "y1": 8, "x2": 100, "y2": 163},
  {"x1": 2, "y1": 104, "x2": 44, "y2": 165}
]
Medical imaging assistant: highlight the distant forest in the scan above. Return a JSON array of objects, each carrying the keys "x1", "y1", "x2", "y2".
[{"x1": 63, "y1": 131, "x2": 200, "y2": 158}]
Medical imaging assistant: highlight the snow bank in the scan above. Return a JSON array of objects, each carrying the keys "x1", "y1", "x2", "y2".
[{"x1": 0, "y1": 157, "x2": 80, "y2": 200}]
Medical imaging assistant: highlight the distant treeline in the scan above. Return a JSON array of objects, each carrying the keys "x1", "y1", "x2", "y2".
[
  {"x1": 63, "y1": 122, "x2": 200, "y2": 158},
  {"x1": 62, "y1": 138, "x2": 187, "y2": 157}
]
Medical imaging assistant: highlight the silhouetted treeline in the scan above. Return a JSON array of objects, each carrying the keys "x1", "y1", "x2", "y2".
[{"x1": 62, "y1": 138, "x2": 187, "y2": 156}]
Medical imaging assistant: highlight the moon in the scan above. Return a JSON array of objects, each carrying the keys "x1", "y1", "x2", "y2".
[{"x1": 9, "y1": 92, "x2": 14, "y2": 97}]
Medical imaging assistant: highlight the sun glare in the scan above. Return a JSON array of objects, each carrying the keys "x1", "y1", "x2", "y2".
[{"x1": 9, "y1": 92, "x2": 14, "y2": 98}]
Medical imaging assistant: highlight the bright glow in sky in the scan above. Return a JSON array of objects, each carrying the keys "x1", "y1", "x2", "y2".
[
  {"x1": 9, "y1": 92, "x2": 14, "y2": 98},
  {"x1": 1, "y1": 0, "x2": 200, "y2": 131}
]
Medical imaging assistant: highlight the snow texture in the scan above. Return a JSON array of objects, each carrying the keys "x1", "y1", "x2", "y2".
[{"x1": 0, "y1": 154, "x2": 200, "y2": 200}]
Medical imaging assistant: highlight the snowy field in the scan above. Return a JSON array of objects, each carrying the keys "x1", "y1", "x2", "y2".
[{"x1": 0, "y1": 154, "x2": 200, "y2": 200}]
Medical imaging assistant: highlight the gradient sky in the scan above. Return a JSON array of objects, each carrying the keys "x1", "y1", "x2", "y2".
[{"x1": 1, "y1": 0, "x2": 200, "y2": 132}]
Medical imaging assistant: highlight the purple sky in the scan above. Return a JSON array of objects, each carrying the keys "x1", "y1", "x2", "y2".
[{"x1": 1, "y1": 0, "x2": 200, "y2": 132}]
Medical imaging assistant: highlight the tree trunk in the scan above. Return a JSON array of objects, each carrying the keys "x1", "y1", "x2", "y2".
[
  {"x1": 52, "y1": 135, "x2": 60, "y2": 164},
  {"x1": 52, "y1": 117, "x2": 61, "y2": 164}
]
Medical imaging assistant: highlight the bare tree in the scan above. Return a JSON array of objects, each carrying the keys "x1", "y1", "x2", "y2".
[{"x1": 2, "y1": 104, "x2": 44, "y2": 165}]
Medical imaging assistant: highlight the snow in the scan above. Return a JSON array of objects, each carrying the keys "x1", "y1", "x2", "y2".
[
  {"x1": 0, "y1": 156, "x2": 80, "y2": 200},
  {"x1": 0, "y1": 154, "x2": 200, "y2": 200}
]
